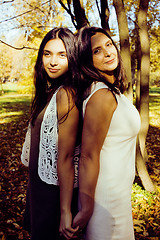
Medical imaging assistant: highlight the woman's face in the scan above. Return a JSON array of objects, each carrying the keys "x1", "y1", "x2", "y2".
[
  {"x1": 91, "y1": 32, "x2": 118, "y2": 79},
  {"x1": 42, "y1": 38, "x2": 68, "y2": 79}
]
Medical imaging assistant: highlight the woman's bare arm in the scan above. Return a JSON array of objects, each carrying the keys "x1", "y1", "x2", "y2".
[
  {"x1": 57, "y1": 88, "x2": 79, "y2": 239},
  {"x1": 73, "y1": 88, "x2": 117, "y2": 230}
]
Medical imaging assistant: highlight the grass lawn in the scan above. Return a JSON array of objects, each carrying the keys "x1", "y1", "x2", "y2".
[
  {"x1": 149, "y1": 93, "x2": 160, "y2": 128},
  {"x1": 0, "y1": 82, "x2": 32, "y2": 126},
  {"x1": 1, "y1": 82, "x2": 160, "y2": 127},
  {"x1": 0, "y1": 95, "x2": 31, "y2": 125}
]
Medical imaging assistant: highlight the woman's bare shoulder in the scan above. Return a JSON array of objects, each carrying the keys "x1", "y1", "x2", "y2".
[
  {"x1": 57, "y1": 87, "x2": 75, "y2": 107},
  {"x1": 87, "y1": 88, "x2": 117, "y2": 112}
]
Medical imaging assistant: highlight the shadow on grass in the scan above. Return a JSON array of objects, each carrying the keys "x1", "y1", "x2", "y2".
[
  {"x1": 1, "y1": 89, "x2": 18, "y2": 95},
  {"x1": 149, "y1": 95, "x2": 160, "y2": 108},
  {"x1": 149, "y1": 94, "x2": 160, "y2": 128},
  {"x1": 0, "y1": 95, "x2": 31, "y2": 127},
  {"x1": 149, "y1": 87, "x2": 160, "y2": 94}
]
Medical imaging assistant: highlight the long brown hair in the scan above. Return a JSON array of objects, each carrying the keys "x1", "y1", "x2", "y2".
[{"x1": 30, "y1": 27, "x2": 78, "y2": 125}]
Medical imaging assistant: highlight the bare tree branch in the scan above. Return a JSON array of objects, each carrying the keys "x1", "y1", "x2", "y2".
[
  {"x1": 0, "y1": 0, "x2": 14, "y2": 5},
  {"x1": 100, "y1": 0, "x2": 110, "y2": 31},
  {"x1": 0, "y1": 0, "x2": 50, "y2": 24},
  {"x1": 67, "y1": 0, "x2": 71, "y2": 12},
  {"x1": 24, "y1": 0, "x2": 46, "y2": 14},
  {"x1": 58, "y1": 0, "x2": 77, "y2": 28},
  {"x1": 0, "y1": 9, "x2": 33, "y2": 24},
  {"x1": 73, "y1": 0, "x2": 89, "y2": 29},
  {"x1": 7, "y1": 24, "x2": 53, "y2": 31},
  {"x1": 95, "y1": 0, "x2": 101, "y2": 17},
  {"x1": 0, "y1": 39, "x2": 38, "y2": 50},
  {"x1": 128, "y1": 16, "x2": 139, "y2": 28},
  {"x1": 58, "y1": 0, "x2": 74, "y2": 18}
]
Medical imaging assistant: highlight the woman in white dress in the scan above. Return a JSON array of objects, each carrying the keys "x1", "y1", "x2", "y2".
[{"x1": 72, "y1": 26, "x2": 141, "y2": 240}]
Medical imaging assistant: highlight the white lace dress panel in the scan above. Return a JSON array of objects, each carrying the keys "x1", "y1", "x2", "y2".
[{"x1": 21, "y1": 88, "x2": 79, "y2": 187}]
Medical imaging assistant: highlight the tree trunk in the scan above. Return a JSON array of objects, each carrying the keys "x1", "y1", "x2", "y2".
[
  {"x1": 135, "y1": 16, "x2": 141, "y2": 112},
  {"x1": 136, "y1": 138, "x2": 156, "y2": 192},
  {"x1": 136, "y1": 0, "x2": 156, "y2": 191},
  {"x1": 113, "y1": 0, "x2": 133, "y2": 101},
  {"x1": 100, "y1": 0, "x2": 110, "y2": 33},
  {"x1": 138, "y1": 0, "x2": 150, "y2": 159},
  {"x1": 73, "y1": 0, "x2": 89, "y2": 29},
  {"x1": 59, "y1": 0, "x2": 88, "y2": 29}
]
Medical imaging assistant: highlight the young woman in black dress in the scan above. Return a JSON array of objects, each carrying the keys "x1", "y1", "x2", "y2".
[{"x1": 21, "y1": 27, "x2": 81, "y2": 240}]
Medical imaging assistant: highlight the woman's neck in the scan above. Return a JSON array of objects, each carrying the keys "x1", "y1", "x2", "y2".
[
  {"x1": 104, "y1": 73, "x2": 115, "y2": 84},
  {"x1": 98, "y1": 70, "x2": 115, "y2": 84}
]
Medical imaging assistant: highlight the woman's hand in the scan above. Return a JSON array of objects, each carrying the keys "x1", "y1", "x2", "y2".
[
  {"x1": 72, "y1": 192, "x2": 94, "y2": 232},
  {"x1": 59, "y1": 211, "x2": 79, "y2": 239},
  {"x1": 72, "y1": 209, "x2": 91, "y2": 231}
]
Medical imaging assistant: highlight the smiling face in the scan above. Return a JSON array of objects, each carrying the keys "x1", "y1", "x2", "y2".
[
  {"x1": 91, "y1": 32, "x2": 118, "y2": 82},
  {"x1": 42, "y1": 38, "x2": 68, "y2": 80}
]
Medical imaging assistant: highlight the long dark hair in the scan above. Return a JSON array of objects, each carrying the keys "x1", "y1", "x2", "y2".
[
  {"x1": 75, "y1": 26, "x2": 127, "y2": 102},
  {"x1": 31, "y1": 27, "x2": 78, "y2": 124}
]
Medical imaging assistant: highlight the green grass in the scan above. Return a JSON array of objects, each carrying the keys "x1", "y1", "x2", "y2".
[
  {"x1": 0, "y1": 82, "x2": 32, "y2": 125},
  {"x1": 149, "y1": 87, "x2": 160, "y2": 94},
  {"x1": 0, "y1": 95, "x2": 31, "y2": 125},
  {"x1": 1, "y1": 82, "x2": 23, "y2": 95},
  {"x1": 0, "y1": 83, "x2": 160, "y2": 127},
  {"x1": 149, "y1": 90, "x2": 160, "y2": 128},
  {"x1": 0, "y1": 82, "x2": 33, "y2": 95}
]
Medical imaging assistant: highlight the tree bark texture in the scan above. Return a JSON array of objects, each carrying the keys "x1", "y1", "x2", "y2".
[
  {"x1": 113, "y1": 0, "x2": 133, "y2": 101},
  {"x1": 73, "y1": 0, "x2": 89, "y2": 29},
  {"x1": 100, "y1": 0, "x2": 110, "y2": 32},
  {"x1": 136, "y1": 138, "x2": 156, "y2": 192},
  {"x1": 136, "y1": 0, "x2": 155, "y2": 191},
  {"x1": 135, "y1": 14, "x2": 141, "y2": 112},
  {"x1": 137, "y1": 0, "x2": 150, "y2": 158}
]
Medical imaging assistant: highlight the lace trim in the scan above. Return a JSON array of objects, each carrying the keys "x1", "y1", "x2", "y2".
[
  {"x1": 38, "y1": 92, "x2": 59, "y2": 184},
  {"x1": 21, "y1": 89, "x2": 79, "y2": 187}
]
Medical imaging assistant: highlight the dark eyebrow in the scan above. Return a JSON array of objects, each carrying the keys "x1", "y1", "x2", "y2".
[
  {"x1": 43, "y1": 49, "x2": 51, "y2": 53},
  {"x1": 92, "y1": 46, "x2": 101, "y2": 51},
  {"x1": 92, "y1": 39, "x2": 112, "y2": 51},
  {"x1": 106, "y1": 39, "x2": 112, "y2": 44},
  {"x1": 43, "y1": 50, "x2": 66, "y2": 54}
]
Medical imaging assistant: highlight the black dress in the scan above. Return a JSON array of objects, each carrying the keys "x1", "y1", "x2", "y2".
[{"x1": 24, "y1": 91, "x2": 78, "y2": 240}]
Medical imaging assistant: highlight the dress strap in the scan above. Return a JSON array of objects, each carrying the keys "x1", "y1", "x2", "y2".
[{"x1": 83, "y1": 82, "x2": 110, "y2": 112}]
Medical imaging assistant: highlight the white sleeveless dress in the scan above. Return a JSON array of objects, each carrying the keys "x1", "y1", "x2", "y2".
[{"x1": 83, "y1": 82, "x2": 141, "y2": 240}]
